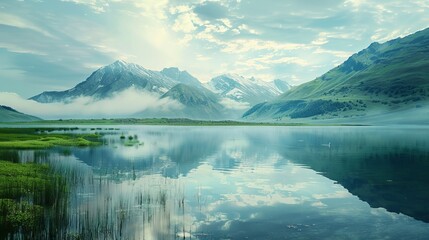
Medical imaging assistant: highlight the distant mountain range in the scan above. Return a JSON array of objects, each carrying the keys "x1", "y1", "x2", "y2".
[
  {"x1": 205, "y1": 74, "x2": 291, "y2": 106},
  {"x1": 30, "y1": 60, "x2": 291, "y2": 120},
  {"x1": 0, "y1": 105, "x2": 41, "y2": 122},
  {"x1": 31, "y1": 60, "x2": 182, "y2": 103},
  {"x1": 243, "y1": 28, "x2": 429, "y2": 123},
  {"x1": 28, "y1": 28, "x2": 429, "y2": 123}
]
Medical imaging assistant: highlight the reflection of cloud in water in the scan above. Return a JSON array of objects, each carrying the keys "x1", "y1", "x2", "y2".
[
  {"x1": 115, "y1": 133, "x2": 181, "y2": 160},
  {"x1": 313, "y1": 190, "x2": 350, "y2": 200},
  {"x1": 224, "y1": 193, "x2": 303, "y2": 207},
  {"x1": 48, "y1": 126, "x2": 429, "y2": 239}
]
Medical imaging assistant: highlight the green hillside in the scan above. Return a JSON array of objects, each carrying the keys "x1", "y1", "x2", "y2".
[
  {"x1": 243, "y1": 28, "x2": 429, "y2": 122},
  {"x1": 0, "y1": 106, "x2": 41, "y2": 122}
]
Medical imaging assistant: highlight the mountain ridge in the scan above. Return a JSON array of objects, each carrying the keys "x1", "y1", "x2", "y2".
[
  {"x1": 30, "y1": 60, "x2": 179, "y2": 103},
  {"x1": 206, "y1": 74, "x2": 290, "y2": 106},
  {"x1": 0, "y1": 105, "x2": 42, "y2": 122},
  {"x1": 243, "y1": 27, "x2": 429, "y2": 122},
  {"x1": 29, "y1": 60, "x2": 291, "y2": 119},
  {"x1": 158, "y1": 83, "x2": 225, "y2": 120}
]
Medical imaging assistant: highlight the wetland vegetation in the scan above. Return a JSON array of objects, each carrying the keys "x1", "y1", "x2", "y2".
[{"x1": 0, "y1": 128, "x2": 101, "y2": 149}]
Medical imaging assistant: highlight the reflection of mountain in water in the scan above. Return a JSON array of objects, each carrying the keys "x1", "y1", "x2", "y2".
[
  {"x1": 60, "y1": 126, "x2": 429, "y2": 223},
  {"x1": 275, "y1": 127, "x2": 429, "y2": 223},
  {"x1": 71, "y1": 128, "x2": 223, "y2": 178}
]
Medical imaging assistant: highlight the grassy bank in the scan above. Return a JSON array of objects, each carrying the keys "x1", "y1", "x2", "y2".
[
  {"x1": 0, "y1": 128, "x2": 101, "y2": 149},
  {"x1": 0, "y1": 127, "x2": 92, "y2": 237},
  {"x1": 0, "y1": 160, "x2": 67, "y2": 236},
  {"x1": 0, "y1": 117, "x2": 364, "y2": 126}
]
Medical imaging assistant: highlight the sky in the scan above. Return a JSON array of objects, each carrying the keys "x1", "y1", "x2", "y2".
[{"x1": 0, "y1": 0, "x2": 429, "y2": 98}]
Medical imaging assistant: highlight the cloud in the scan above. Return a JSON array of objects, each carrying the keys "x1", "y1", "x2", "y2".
[
  {"x1": 314, "y1": 48, "x2": 352, "y2": 59},
  {"x1": 219, "y1": 98, "x2": 250, "y2": 110},
  {"x1": 172, "y1": 12, "x2": 199, "y2": 33},
  {"x1": 61, "y1": 0, "x2": 109, "y2": 13},
  {"x1": 222, "y1": 39, "x2": 307, "y2": 54},
  {"x1": 0, "y1": 87, "x2": 182, "y2": 119},
  {"x1": 0, "y1": 12, "x2": 54, "y2": 38},
  {"x1": 237, "y1": 24, "x2": 259, "y2": 35},
  {"x1": 2, "y1": 0, "x2": 429, "y2": 96},
  {"x1": 370, "y1": 28, "x2": 407, "y2": 42},
  {"x1": 134, "y1": 0, "x2": 169, "y2": 19},
  {"x1": 344, "y1": 0, "x2": 368, "y2": 9}
]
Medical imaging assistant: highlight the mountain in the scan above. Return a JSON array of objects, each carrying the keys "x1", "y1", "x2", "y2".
[
  {"x1": 160, "y1": 67, "x2": 203, "y2": 88},
  {"x1": 158, "y1": 83, "x2": 225, "y2": 119},
  {"x1": 243, "y1": 28, "x2": 429, "y2": 122},
  {"x1": 206, "y1": 74, "x2": 290, "y2": 107},
  {"x1": 0, "y1": 105, "x2": 41, "y2": 122},
  {"x1": 30, "y1": 61, "x2": 189, "y2": 103},
  {"x1": 29, "y1": 60, "x2": 291, "y2": 120}
]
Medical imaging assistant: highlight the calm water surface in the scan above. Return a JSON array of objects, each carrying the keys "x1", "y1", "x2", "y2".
[{"x1": 2, "y1": 126, "x2": 429, "y2": 239}]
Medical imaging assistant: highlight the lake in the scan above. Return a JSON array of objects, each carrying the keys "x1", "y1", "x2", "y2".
[{"x1": 1, "y1": 125, "x2": 429, "y2": 239}]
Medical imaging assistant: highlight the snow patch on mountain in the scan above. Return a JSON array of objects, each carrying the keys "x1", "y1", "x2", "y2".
[{"x1": 206, "y1": 74, "x2": 290, "y2": 106}]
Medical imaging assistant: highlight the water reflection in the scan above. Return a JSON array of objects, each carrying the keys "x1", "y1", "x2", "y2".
[
  {"x1": 274, "y1": 127, "x2": 429, "y2": 222},
  {"x1": 1, "y1": 126, "x2": 429, "y2": 239}
]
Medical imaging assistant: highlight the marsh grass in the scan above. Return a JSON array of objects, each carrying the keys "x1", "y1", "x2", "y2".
[
  {"x1": 0, "y1": 128, "x2": 101, "y2": 149},
  {"x1": 0, "y1": 160, "x2": 68, "y2": 238}
]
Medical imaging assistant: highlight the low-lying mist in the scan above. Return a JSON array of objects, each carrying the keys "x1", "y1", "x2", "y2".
[{"x1": 0, "y1": 88, "x2": 183, "y2": 120}]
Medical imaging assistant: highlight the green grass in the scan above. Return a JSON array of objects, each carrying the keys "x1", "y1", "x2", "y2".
[
  {"x1": 0, "y1": 128, "x2": 101, "y2": 149},
  {"x1": 0, "y1": 199, "x2": 44, "y2": 231},
  {"x1": 0, "y1": 160, "x2": 66, "y2": 234},
  {"x1": 0, "y1": 106, "x2": 41, "y2": 123},
  {"x1": 0, "y1": 161, "x2": 53, "y2": 201},
  {"x1": 1, "y1": 118, "x2": 311, "y2": 126}
]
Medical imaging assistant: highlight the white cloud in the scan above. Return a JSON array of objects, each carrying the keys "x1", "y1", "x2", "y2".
[
  {"x1": 0, "y1": 13, "x2": 54, "y2": 38},
  {"x1": 169, "y1": 5, "x2": 192, "y2": 14},
  {"x1": 370, "y1": 28, "x2": 407, "y2": 42},
  {"x1": 0, "y1": 42, "x2": 48, "y2": 55},
  {"x1": 344, "y1": 0, "x2": 368, "y2": 9},
  {"x1": 205, "y1": 24, "x2": 229, "y2": 33},
  {"x1": 237, "y1": 24, "x2": 259, "y2": 35},
  {"x1": 219, "y1": 18, "x2": 232, "y2": 28},
  {"x1": 314, "y1": 48, "x2": 352, "y2": 59},
  {"x1": 222, "y1": 39, "x2": 306, "y2": 53},
  {"x1": 2, "y1": 0, "x2": 429, "y2": 95},
  {"x1": 0, "y1": 88, "x2": 182, "y2": 119},
  {"x1": 134, "y1": 0, "x2": 169, "y2": 19},
  {"x1": 178, "y1": 34, "x2": 194, "y2": 46},
  {"x1": 237, "y1": 53, "x2": 310, "y2": 73},
  {"x1": 172, "y1": 12, "x2": 200, "y2": 33},
  {"x1": 61, "y1": 0, "x2": 108, "y2": 13},
  {"x1": 196, "y1": 54, "x2": 211, "y2": 61},
  {"x1": 312, "y1": 37, "x2": 329, "y2": 46},
  {"x1": 219, "y1": 98, "x2": 250, "y2": 110}
]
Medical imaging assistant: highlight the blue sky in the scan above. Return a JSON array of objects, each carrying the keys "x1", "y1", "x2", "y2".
[{"x1": 1, "y1": 0, "x2": 428, "y2": 97}]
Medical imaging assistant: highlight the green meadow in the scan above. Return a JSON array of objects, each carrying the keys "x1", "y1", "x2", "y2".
[{"x1": 0, "y1": 128, "x2": 101, "y2": 149}]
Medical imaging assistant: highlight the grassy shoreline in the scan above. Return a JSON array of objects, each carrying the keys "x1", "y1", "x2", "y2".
[
  {"x1": 0, "y1": 160, "x2": 68, "y2": 237},
  {"x1": 0, "y1": 128, "x2": 101, "y2": 149},
  {"x1": 0, "y1": 127, "x2": 92, "y2": 236},
  {"x1": 0, "y1": 118, "x2": 369, "y2": 126}
]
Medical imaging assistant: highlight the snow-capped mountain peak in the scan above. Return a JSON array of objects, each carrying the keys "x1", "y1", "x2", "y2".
[{"x1": 206, "y1": 73, "x2": 291, "y2": 105}]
